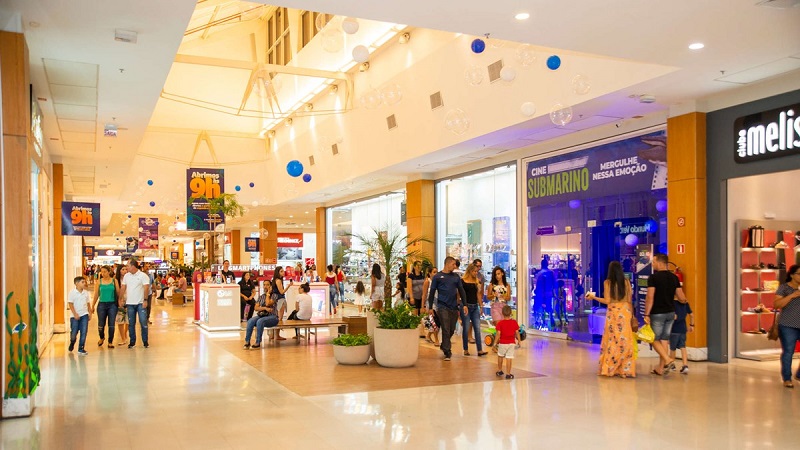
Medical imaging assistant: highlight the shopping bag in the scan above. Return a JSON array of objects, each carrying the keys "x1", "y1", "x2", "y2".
[{"x1": 636, "y1": 324, "x2": 655, "y2": 343}]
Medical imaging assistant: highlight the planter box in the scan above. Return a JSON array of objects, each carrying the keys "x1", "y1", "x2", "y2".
[
  {"x1": 374, "y1": 327, "x2": 419, "y2": 368},
  {"x1": 2, "y1": 397, "x2": 34, "y2": 418},
  {"x1": 333, "y1": 344, "x2": 371, "y2": 365}
]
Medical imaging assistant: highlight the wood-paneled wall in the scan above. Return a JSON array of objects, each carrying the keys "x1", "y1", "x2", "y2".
[
  {"x1": 405, "y1": 180, "x2": 436, "y2": 264},
  {"x1": 315, "y1": 207, "x2": 326, "y2": 268}
]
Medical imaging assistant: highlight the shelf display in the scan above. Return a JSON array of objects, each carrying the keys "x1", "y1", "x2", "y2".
[{"x1": 735, "y1": 220, "x2": 800, "y2": 361}]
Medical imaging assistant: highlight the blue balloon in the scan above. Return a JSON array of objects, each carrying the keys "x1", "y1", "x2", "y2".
[
  {"x1": 286, "y1": 160, "x2": 304, "y2": 177},
  {"x1": 568, "y1": 199, "x2": 581, "y2": 209},
  {"x1": 149, "y1": 201, "x2": 156, "y2": 207},
  {"x1": 147, "y1": 179, "x2": 153, "y2": 186},
  {"x1": 303, "y1": 173, "x2": 312, "y2": 183},
  {"x1": 655, "y1": 199, "x2": 667, "y2": 213},
  {"x1": 546, "y1": 55, "x2": 561, "y2": 70},
  {"x1": 249, "y1": 182, "x2": 255, "y2": 188},
  {"x1": 235, "y1": 185, "x2": 241, "y2": 191},
  {"x1": 471, "y1": 38, "x2": 485, "y2": 54},
  {"x1": 645, "y1": 219, "x2": 659, "y2": 233}
]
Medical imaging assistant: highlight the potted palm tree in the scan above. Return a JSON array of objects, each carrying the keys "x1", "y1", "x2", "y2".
[
  {"x1": 372, "y1": 301, "x2": 423, "y2": 367},
  {"x1": 190, "y1": 192, "x2": 245, "y2": 262},
  {"x1": 331, "y1": 333, "x2": 372, "y2": 365}
]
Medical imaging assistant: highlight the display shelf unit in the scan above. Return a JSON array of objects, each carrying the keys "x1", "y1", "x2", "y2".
[{"x1": 734, "y1": 220, "x2": 799, "y2": 361}]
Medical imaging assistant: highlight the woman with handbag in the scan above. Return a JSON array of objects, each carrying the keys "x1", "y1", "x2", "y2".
[
  {"x1": 774, "y1": 264, "x2": 800, "y2": 388},
  {"x1": 586, "y1": 261, "x2": 636, "y2": 378},
  {"x1": 238, "y1": 271, "x2": 257, "y2": 321},
  {"x1": 487, "y1": 266, "x2": 511, "y2": 323},
  {"x1": 243, "y1": 292, "x2": 279, "y2": 349}
]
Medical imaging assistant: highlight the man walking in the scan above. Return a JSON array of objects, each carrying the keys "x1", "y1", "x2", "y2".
[
  {"x1": 120, "y1": 259, "x2": 151, "y2": 348},
  {"x1": 644, "y1": 253, "x2": 687, "y2": 375},
  {"x1": 427, "y1": 256, "x2": 467, "y2": 361}
]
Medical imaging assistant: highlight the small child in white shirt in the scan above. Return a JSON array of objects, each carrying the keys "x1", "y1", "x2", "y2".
[
  {"x1": 353, "y1": 281, "x2": 367, "y2": 314},
  {"x1": 392, "y1": 281, "x2": 403, "y2": 308},
  {"x1": 68, "y1": 276, "x2": 93, "y2": 355}
]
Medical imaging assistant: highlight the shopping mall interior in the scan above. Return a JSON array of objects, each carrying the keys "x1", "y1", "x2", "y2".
[{"x1": 1, "y1": 0, "x2": 800, "y2": 448}]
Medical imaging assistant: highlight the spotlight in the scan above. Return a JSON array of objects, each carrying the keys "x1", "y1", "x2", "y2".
[
  {"x1": 268, "y1": 130, "x2": 276, "y2": 138},
  {"x1": 305, "y1": 103, "x2": 314, "y2": 111},
  {"x1": 285, "y1": 118, "x2": 293, "y2": 127},
  {"x1": 359, "y1": 62, "x2": 370, "y2": 72},
  {"x1": 329, "y1": 84, "x2": 339, "y2": 95},
  {"x1": 398, "y1": 32, "x2": 410, "y2": 44}
]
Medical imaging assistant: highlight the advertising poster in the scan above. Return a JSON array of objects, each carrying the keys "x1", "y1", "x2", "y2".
[
  {"x1": 82, "y1": 246, "x2": 95, "y2": 258},
  {"x1": 125, "y1": 238, "x2": 138, "y2": 254},
  {"x1": 245, "y1": 237, "x2": 260, "y2": 252},
  {"x1": 526, "y1": 131, "x2": 666, "y2": 207},
  {"x1": 138, "y1": 217, "x2": 159, "y2": 249},
  {"x1": 492, "y1": 216, "x2": 511, "y2": 273},
  {"x1": 186, "y1": 168, "x2": 224, "y2": 231},
  {"x1": 61, "y1": 202, "x2": 100, "y2": 236}
]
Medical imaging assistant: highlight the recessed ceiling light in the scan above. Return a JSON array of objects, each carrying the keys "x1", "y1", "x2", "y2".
[
  {"x1": 688, "y1": 42, "x2": 704, "y2": 50},
  {"x1": 514, "y1": 12, "x2": 530, "y2": 20},
  {"x1": 289, "y1": 215, "x2": 293, "y2": 218}
]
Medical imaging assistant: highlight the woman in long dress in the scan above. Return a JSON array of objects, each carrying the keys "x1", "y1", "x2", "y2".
[{"x1": 586, "y1": 261, "x2": 636, "y2": 378}]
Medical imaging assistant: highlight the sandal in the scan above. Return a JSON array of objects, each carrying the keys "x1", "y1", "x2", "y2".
[
  {"x1": 496, "y1": 371, "x2": 504, "y2": 377},
  {"x1": 784, "y1": 381, "x2": 794, "y2": 388},
  {"x1": 477, "y1": 351, "x2": 488, "y2": 356},
  {"x1": 650, "y1": 369, "x2": 664, "y2": 376},
  {"x1": 107, "y1": 343, "x2": 115, "y2": 349},
  {"x1": 664, "y1": 360, "x2": 676, "y2": 371},
  {"x1": 463, "y1": 351, "x2": 470, "y2": 356},
  {"x1": 505, "y1": 374, "x2": 515, "y2": 379}
]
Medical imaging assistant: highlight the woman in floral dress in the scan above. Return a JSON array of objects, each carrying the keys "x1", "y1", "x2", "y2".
[{"x1": 586, "y1": 261, "x2": 636, "y2": 378}]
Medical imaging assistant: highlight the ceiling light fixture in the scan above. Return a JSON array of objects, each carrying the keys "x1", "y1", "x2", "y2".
[
  {"x1": 329, "y1": 85, "x2": 339, "y2": 95},
  {"x1": 688, "y1": 42, "x2": 705, "y2": 50},
  {"x1": 398, "y1": 32, "x2": 410, "y2": 44},
  {"x1": 285, "y1": 118, "x2": 293, "y2": 127},
  {"x1": 359, "y1": 62, "x2": 370, "y2": 72},
  {"x1": 515, "y1": 12, "x2": 530, "y2": 20},
  {"x1": 268, "y1": 130, "x2": 276, "y2": 138},
  {"x1": 305, "y1": 103, "x2": 314, "y2": 111}
]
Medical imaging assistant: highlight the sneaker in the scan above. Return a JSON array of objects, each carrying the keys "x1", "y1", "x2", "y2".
[
  {"x1": 108, "y1": 343, "x2": 115, "y2": 349},
  {"x1": 97, "y1": 339, "x2": 104, "y2": 347},
  {"x1": 680, "y1": 365, "x2": 689, "y2": 374},
  {"x1": 243, "y1": 343, "x2": 251, "y2": 349},
  {"x1": 68, "y1": 341, "x2": 75, "y2": 352},
  {"x1": 252, "y1": 343, "x2": 261, "y2": 349},
  {"x1": 78, "y1": 350, "x2": 88, "y2": 356},
  {"x1": 128, "y1": 344, "x2": 134, "y2": 349},
  {"x1": 443, "y1": 356, "x2": 451, "y2": 361},
  {"x1": 143, "y1": 344, "x2": 149, "y2": 349}
]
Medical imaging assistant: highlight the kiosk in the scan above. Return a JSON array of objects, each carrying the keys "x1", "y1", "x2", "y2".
[{"x1": 198, "y1": 283, "x2": 240, "y2": 331}]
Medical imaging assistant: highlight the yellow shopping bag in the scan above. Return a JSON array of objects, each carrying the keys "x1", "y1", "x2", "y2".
[{"x1": 636, "y1": 324, "x2": 655, "y2": 344}]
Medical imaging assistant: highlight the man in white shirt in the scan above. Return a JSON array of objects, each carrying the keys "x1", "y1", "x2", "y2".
[
  {"x1": 120, "y1": 259, "x2": 151, "y2": 348},
  {"x1": 68, "y1": 276, "x2": 93, "y2": 355},
  {"x1": 287, "y1": 283, "x2": 314, "y2": 339}
]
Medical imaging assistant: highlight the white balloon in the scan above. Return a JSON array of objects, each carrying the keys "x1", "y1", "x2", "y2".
[
  {"x1": 380, "y1": 84, "x2": 403, "y2": 105},
  {"x1": 342, "y1": 17, "x2": 359, "y2": 34},
  {"x1": 321, "y1": 28, "x2": 343, "y2": 53},
  {"x1": 464, "y1": 66, "x2": 484, "y2": 86},
  {"x1": 515, "y1": 44, "x2": 536, "y2": 67},
  {"x1": 315, "y1": 13, "x2": 328, "y2": 31},
  {"x1": 352, "y1": 45, "x2": 369, "y2": 63},
  {"x1": 500, "y1": 66, "x2": 517, "y2": 82},
  {"x1": 550, "y1": 103, "x2": 574, "y2": 127},
  {"x1": 251, "y1": 200, "x2": 259, "y2": 207},
  {"x1": 520, "y1": 102, "x2": 536, "y2": 117},
  {"x1": 359, "y1": 88, "x2": 383, "y2": 109},
  {"x1": 571, "y1": 74, "x2": 591, "y2": 95},
  {"x1": 444, "y1": 108, "x2": 471, "y2": 135}
]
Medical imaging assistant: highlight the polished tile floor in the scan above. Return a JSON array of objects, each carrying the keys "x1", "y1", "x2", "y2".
[{"x1": 1, "y1": 301, "x2": 798, "y2": 449}]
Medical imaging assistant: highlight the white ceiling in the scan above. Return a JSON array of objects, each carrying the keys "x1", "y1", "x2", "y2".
[{"x1": 3, "y1": 0, "x2": 800, "y2": 246}]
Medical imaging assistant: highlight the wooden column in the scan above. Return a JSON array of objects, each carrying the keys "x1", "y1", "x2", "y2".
[
  {"x1": 667, "y1": 113, "x2": 707, "y2": 353},
  {"x1": 53, "y1": 164, "x2": 65, "y2": 326},
  {"x1": 405, "y1": 180, "x2": 436, "y2": 263},
  {"x1": 1, "y1": 30, "x2": 35, "y2": 417},
  {"x1": 230, "y1": 229, "x2": 240, "y2": 264},
  {"x1": 316, "y1": 207, "x2": 326, "y2": 269},
  {"x1": 259, "y1": 221, "x2": 277, "y2": 264}
]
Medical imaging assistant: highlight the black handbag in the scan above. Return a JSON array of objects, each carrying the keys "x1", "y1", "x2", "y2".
[{"x1": 748, "y1": 225, "x2": 765, "y2": 248}]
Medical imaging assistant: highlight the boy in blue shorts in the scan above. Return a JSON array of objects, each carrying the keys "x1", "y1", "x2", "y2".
[{"x1": 669, "y1": 299, "x2": 694, "y2": 374}]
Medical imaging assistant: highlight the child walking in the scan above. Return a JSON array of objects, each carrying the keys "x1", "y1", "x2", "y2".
[
  {"x1": 68, "y1": 276, "x2": 93, "y2": 355},
  {"x1": 669, "y1": 299, "x2": 694, "y2": 374},
  {"x1": 391, "y1": 281, "x2": 404, "y2": 308},
  {"x1": 353, "y1": 281, "x2": 367, "y2": 315},
  {"x1": 493, "y1": 305, "x2": 521, "y2": 379},
  {"x1": 424, "y1": 309, "x2": 440, "y2": 347}
]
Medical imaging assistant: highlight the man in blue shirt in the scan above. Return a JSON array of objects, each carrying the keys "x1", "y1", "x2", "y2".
[{"x1": 427, "y1": 256, "x2": 467, "y2": 361}]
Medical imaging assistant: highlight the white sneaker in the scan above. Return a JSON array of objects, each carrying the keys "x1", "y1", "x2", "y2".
[{"x1": 680, "y1": 365, "x2": 689, "y2": 374}]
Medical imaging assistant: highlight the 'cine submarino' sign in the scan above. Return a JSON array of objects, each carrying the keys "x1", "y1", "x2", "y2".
[
  {"x1": 186, "y1": 168, "x2": 224, "y2": 231},
  {"x1": 526, "y1": 131, "x2": 666, "y2": 207},
  {"x1": 61, "y1": 202, "x2": 100, "y2": 236},
  {"x1": 734, "y1": 103, "x2": 800, "y2": 163}
]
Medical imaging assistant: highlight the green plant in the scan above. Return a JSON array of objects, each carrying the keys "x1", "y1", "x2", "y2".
[
  {"x1": 373, "y1": 301, "x2": 423, "y2": 330},
  {"x1": 348, "y1": 226, "x2": 431, "y2": 303},
  {"x1": 4, "y1": 290, "x2": 40, "y2": 400},
  {"x1": 331, "y1": 333, "x2": 372, "y2": 346}
]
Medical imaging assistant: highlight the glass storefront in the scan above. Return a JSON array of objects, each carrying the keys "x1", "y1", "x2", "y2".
[
  {"x1": 327, "y1": 191, "x2": 406, "y2": 298},
  {"x1": 524, "y1": 130, "x2": 667, "y2": 343},
  {"x1": 436, "y1": 165, "x2": 518, "y2": 318}
]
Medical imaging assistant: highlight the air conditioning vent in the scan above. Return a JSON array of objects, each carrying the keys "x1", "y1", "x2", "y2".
[
  {"x1": 488, "y1": 60, "x2": 504, "y2": 83},
  {"x1": 309, "y1": 155, "x2": 315, "y2": 166},
  {"x1": 386, "y1": 114, "x2": 397, "y2": 130},
  {"x1": 429, "y1": 91, "x2": 443, "y2": 110},
  {"x1": 331, "y1": 143, "x2": 339, "y2": 155}
]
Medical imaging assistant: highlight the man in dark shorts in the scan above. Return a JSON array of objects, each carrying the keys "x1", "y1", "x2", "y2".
[{"x1": 644, "y1": 253, "x2": 687, "y2": 375}]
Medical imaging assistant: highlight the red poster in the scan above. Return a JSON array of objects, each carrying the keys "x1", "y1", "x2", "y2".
[{"x1": 277, "y1": 233, "x2": 303, "y2": 247}]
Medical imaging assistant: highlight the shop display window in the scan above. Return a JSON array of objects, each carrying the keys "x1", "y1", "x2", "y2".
[
  {"x1": 524, "y1": 131, "x2": 667, "y2": 343},
  {"x1": 436, "y1": 165, "x2": 517, "y2": 320},
  {"x1": 327, "y1": 191, "x2": 406, "y2": 299}
]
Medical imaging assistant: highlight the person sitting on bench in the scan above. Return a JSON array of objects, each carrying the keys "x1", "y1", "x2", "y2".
[
  {"x1": 243, "y1": 293, "x2": 278, "y2": 349},
  {"x1": 287, "y1": 282, "x2": 313, "y2": 338}
]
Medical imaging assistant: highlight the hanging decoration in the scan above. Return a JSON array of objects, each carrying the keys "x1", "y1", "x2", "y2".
[
  {"x1": 149, "y1": 201, "x2": 156, "y2": 207},
  {"x1": 359, "y1": 88, "x2": 383, "y2": 109},
  {"x1": 464, "y1": 66, "x2": 484, "y2": 86},
  {"x1": 624, "y1": 234, "x2": 639, "y2": 247},
  {"x1": 546, "y1": 55, "x2": 562, "y2": 70},
  {"x1": 571, "y1": 75, "x2": 591, "y2": 95},
  {"x1": 470, "y1": 38, "x2": 486, "y2": 54},
  {"x1": 444, "y1": 108, "x2": 471, "y2": 135},
  {"x1": 342, "y1": 17, "x2": 359, "y2": 34},
  {"x1": 499, "y1": 66, "x2": 517, "y2": 82},
  {"x1": 380, "y1": 84, "x2": 403, "y2": 105},
  {"x1": 286, "y1": 160, "x2": 304, "y2": 177},
  {"x1": 550, "y1": 103, "x2": 573, "y2": 126},
  {"x1": 249, "y1": 182, "x2": 255, "y2": 188},
  {"x1": 147, "y1": 180, "x2": 153, "y2": 186},
  {"x1": 352, "y1": 45, "x2": 370, "y2": 63},
  {"x1": 235, "y1": 185, "x2": 241, "y2": 191},
  {"x1": 321, "y1": 28, "x2": 344, "y2": 53},
  {"x1": 520, "y1": 102, "x2": 536, "y2": 117},
  {"x1": 515, "y1": 44, "x2": 536, "y2": 67},
  {"x1": 656, "y1": 199, "x2": 668, "y2": 213},
  {"x1": 303, "y1": 174, "x2": 312, "y2": 183}
]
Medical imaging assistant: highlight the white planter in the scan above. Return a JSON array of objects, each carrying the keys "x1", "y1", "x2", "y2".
[
  {"x1": 366, "y1": 311, "x2": 378, "y2": 359},
  {"x1": 374, "y1": 327, "x2": 419, "y2": 368},
  {"x1": 333, "y1": 344, "x2": 371, "y2": 365},
  {"x1": 2, "y1": 396, "x2": 34, "y2": 418}
]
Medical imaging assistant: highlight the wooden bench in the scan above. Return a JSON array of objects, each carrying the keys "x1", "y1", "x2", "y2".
[{"x1": 263, "y1": 318, "x2": 349, "y2": 345}]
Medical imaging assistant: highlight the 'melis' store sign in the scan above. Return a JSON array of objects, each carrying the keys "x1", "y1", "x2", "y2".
[{"x1": 735, "y1": 103, "x2": 800, "y2": 163}]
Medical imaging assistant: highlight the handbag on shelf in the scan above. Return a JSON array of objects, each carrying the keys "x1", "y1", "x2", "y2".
[
  {"x1": 767, "y1": 312, "x2": 780, "y2": 341},
  {"x1": 748, "y1": 225, "x2": 765, "y2": 248}
]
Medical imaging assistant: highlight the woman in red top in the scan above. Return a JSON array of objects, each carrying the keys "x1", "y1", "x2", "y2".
[
  {"x1": 336, "y1": 265, "x2": 346, "y2": 306},
  {"x1": 325, "y1": 265, "x2": 338, "y2": 315}
]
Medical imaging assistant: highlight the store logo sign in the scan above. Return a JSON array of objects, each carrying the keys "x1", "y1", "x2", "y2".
[{"x1": 734, "y1": 104, "x2": 800, "y2": 163}]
